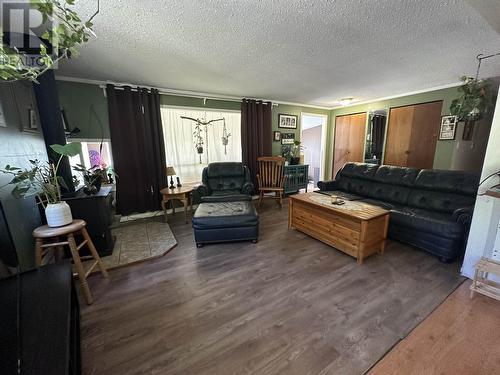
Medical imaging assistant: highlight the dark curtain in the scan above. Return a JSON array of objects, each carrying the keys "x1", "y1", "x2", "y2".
[
  {"x1": 241, "y1": 99, "x2": 272, "y2": 186},
  {"x1": 106, "y1": 85, "x2": 167, "y2": 215},
  {"x1": 371, "y1": 115, "x2": 386, "y2": 160}
]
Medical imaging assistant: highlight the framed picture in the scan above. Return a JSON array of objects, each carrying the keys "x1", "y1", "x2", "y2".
[
  {"x1": 462, "y1": 121, "x2": 474, "y2": 141},
  {"x1": 439, "y1": 115, "x2": 457, "y2": 140},
  {"x1": 278, "y1": 114, "x2": 298, "y2": 129},
  {"x1": 273, "y1": 131, "x2": 281, "y2": 142},
  {"x1": 281, "y1": 132, "x2": 295, "y2": 145}
]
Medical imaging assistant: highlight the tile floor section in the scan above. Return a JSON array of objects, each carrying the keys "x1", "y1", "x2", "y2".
[{"x1": 89, "y1": 219, "x2": 177, "y2": 270}]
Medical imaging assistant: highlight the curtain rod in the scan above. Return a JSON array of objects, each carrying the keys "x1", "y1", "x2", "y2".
[{"x1": 100, "y1": 84, "x2": 278, "y2": 106}]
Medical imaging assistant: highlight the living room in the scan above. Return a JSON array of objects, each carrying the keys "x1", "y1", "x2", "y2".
[{"x1": 1, "y1": 1, "x2": 500, "y2": 375}]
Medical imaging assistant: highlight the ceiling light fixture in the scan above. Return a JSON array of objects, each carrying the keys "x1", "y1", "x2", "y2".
[{"x1": 339, "y1": 97, "x2": 355, "y2": 106}]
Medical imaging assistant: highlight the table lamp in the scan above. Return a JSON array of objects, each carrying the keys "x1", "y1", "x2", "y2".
[{"x1": 166, "y1": 166, "x2": 176, "y2": 189}]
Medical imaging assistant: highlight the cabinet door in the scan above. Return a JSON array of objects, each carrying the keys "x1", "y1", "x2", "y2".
[
  {"x1": 333, "y1": 113, "x2": 367, "y2": 178},
  {"x1": 385, "y1": 106, "x2": 414, "y2": 167},
  {"x1": 407, "y1": 101, "x2": 442, "y2": 169},
  {"x1": 333, "y1": 115, "x2": 350, "y2": 178},
  {"x1": 348, "y1": 113, "x2": 367, "y2": 163}
]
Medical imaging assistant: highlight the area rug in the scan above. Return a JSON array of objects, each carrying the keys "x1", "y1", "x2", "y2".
[{"x1": 87, "y1": 220, "x2": 177, "y2": 271}]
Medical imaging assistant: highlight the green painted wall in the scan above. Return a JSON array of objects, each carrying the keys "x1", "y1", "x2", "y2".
[
  {"x1": 57, "y1": 81, "x2": 110, "y2": 139},
  {"x1": 271, "y1": 104, "x2": 329, "y2": 156},
  {"x1": 55, "y1": 81, "x2": 329, "y2": 158},
  {"x1": 57, "y1": 81, "x2": 495, "y2": 182},
  {"x1": 325, "y1": 86, "x2": 464, "y2": 178}
]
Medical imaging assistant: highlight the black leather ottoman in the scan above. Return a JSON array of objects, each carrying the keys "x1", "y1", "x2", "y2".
[{"x1": 192, "y1": 201, "x2": 259, "y2": 247}]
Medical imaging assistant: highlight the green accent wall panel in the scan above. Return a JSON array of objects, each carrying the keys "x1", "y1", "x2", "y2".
[{"x1": 57, "y1": 81, "x2": 110, "y2": 139}]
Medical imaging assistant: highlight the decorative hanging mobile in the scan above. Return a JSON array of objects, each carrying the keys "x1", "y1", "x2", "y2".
[
  {"x1": 181, "y1": 116, "x2": 225, "y2": 164},
  {"x1": 221, "y1": 118, "x2": 231, "y2": 155}
]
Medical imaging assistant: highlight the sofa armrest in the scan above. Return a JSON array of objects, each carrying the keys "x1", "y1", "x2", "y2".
[
  {"x1": 241, "y1": 181, "x2": 254, "y2": 196},
  {"x1": 196, "y1": 183, "x2": 211, "y2": 197},
  {"x1": 452, "y1": 206, "x2": 475, "y2": 226},
  {"x1": 317, "y1": 180, "x2": 338, "y2": 191}
]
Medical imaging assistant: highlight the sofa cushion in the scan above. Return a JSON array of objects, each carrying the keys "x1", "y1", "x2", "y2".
[
  {"x1": 206, "y1": 162, "x2": 245, "y2": 192},
  {"x1": 413, "y1": 169, "x2": 479, "y2": 195},
  {"x1": 192, "y1": 201, "x2": 259, "y2": 229},
  {"x1": 407, "y1": 189, "x2": 476, "y2": 214},
  {"x1": 373, "y1": 165, "x2": 419, "y2": 187},
  {"x1": 336, "y1": 177, "x2": 376, "y2": 196},
  {"x1": 201, "y1": 192, "x2": 252, "y2": 203},
  {"x1": 389, "y1": 207, "x2": 464, "y2": 239},
  {"x1": 337, "y1": 162, "x2": 378, "y2": 180},
  {"x1": 365, "y1": 182, "x2": 412, "y2": 205}
]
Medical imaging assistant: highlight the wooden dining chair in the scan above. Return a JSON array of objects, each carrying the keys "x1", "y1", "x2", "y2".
[{"x1": 256, "y1": 156, "x2": 286, "y2": 208}]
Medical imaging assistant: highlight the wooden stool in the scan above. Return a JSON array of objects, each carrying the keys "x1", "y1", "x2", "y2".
[
  {"x1": 470, "y1": 257, "x2": 500, "y2": 301},
  {"x1": 33, "y1": 219, "x2": 109, "y2": 305}
]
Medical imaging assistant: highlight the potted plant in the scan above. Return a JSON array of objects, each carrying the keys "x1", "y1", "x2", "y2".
[
  {"x1": 281, "y1": 145, "x2": 293, "y2": 165},
  {"x1": 290, "y1": 140, "x2": 303, "y2": 165},
  {"x1": 450, "y1": 76, "x2": 495, "y2": 122},
  {"x1": 1, "y1": 142, "x2": 82, "y2": 227},
  {"x1": 73, "y1": 164, "x2": 104, "y2": 195}
]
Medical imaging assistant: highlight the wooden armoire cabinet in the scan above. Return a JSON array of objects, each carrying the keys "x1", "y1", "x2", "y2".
[
  {"x1": 332, "y1": 112, "x2": 367, "y2": 178},
  {"x1": 384, "y1": 101, "x2": 442, "y2": 169}
]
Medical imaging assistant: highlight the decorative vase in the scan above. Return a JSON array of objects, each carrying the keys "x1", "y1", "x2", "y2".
[
  {"x1": 45, "y1": 201, "x2": 73, "y2": 227},
  {"x1": 290, "y1": 157, "x2": 300, "y2": 165}
]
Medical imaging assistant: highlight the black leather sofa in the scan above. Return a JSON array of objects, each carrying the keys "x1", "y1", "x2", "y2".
[
  {"x1": 318, "y1": 163, "x2": 479, "y2": 262},
  {"x1": 196, "y1": 162, "x2": 254, "y2": 202},
  {"x1": 193, "y1": 162, "x2": 259, "y2": 246}
]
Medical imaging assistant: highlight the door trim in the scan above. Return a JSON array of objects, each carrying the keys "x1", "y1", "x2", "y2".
[{"x1": 301, "y1": 112, "x2": 329, "y2": 181}]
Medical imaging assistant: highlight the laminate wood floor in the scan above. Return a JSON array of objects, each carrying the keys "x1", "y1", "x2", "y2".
[
  {"x1": 81, "y1": 199, "x2": 464, "y2": 375},
  {"x1": 369, "y1": 280, "x2": 500, "y2": 375}
]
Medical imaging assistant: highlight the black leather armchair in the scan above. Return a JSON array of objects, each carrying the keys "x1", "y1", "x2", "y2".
[
  {"x1": 196, "y1": 162, "x2": 254, "y2": 202},
  {"x1": 318, "y1": 163, "x2": 480, "y2": 262}
]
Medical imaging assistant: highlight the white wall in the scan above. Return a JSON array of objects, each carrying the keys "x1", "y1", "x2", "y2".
[{"x1": 461, "y1": 94, "x2": 500, "y2": 278}]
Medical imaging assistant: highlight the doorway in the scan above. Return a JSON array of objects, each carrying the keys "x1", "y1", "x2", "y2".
[{"x1": 300, "y1": 113, "x2": 328, "y2": 190}]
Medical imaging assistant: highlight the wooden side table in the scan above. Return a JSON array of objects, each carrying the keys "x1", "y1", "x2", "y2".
[{"x1": 160, "y1": 186, "x2": 194, "y2": 224}]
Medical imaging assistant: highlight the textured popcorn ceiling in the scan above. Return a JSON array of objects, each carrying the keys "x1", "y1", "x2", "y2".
[{"x1": 57, "y1": 0, "x2": 500, "y2": 107}]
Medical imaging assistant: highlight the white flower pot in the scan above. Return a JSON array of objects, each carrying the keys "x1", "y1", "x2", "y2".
[{"x1": 45, "y1": 202, "x2": 73, "y2": 228}]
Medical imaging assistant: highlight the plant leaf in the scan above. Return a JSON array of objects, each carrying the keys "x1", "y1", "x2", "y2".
[{"x1": 50, "y1": 142, "x2": 82, "y2": 157}]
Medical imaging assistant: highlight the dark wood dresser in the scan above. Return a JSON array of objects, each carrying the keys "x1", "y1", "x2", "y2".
[
  {"x1": 64, "y1": 186, "x2": 116, "y2": 257},
  {"x1": 0, "y1": 262, "x2": 81, "y2": 375}
]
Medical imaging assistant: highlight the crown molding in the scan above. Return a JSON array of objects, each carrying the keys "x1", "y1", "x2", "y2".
[
  {"x1": 54, "y1": 75, "x2": 332, "y2": 110},
  {"x1": 328, "y1": 81, "x2": 464, "y2": 110},
  {"x1": 55, "y1": 75, "x2": 465, "y2": 111}
]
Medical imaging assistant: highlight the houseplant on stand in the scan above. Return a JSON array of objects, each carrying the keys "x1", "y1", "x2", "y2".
[
  {"x1": 73, "y1": 164, "x2": 104, "y2": 195},
  {"x1": 1, "y1": 142, "x2": 82, "y2": 227},
  {"x1": 290, "y1": 140, "x2": 303, "y2": 165}
]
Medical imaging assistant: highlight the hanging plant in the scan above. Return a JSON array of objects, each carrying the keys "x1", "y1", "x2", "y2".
[
  {"x1": 450, "y1": 76, "x2": 495, "y2": 122},
  {"x1": 0, "y1": 0, "x2": 98, "y2": 82},
  {"x1": 193, "y1": 122, "x2": 204, "y2": 154}
]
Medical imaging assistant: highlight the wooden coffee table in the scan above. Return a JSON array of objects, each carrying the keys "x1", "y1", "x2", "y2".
[{"x1": 288, "y1": 193, "x2": 389, "y2": 264}]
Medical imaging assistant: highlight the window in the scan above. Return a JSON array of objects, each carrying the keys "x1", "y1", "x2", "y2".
[
  {"x1": 160, "y1": 107, "x2": 241, "y2": 183},
  {"x1": 69, "y1": 140, "x2": 114, "y2": 185}
]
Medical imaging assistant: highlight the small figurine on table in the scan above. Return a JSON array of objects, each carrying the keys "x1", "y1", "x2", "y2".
[{"x1": 176, "y1": 177, "x2": 182, "y2": 187}]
